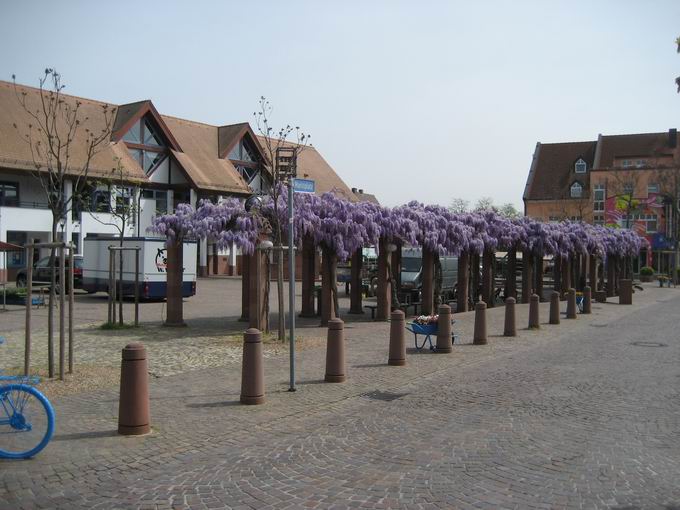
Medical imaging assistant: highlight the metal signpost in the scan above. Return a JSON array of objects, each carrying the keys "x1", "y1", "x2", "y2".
[{"x1": 276, "y1": 145, "x2": 315, "y2": 392}]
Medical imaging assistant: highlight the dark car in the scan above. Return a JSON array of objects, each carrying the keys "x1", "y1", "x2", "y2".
[{"x1": 16, "y1": 255, "x2": 83, "y2": 290}]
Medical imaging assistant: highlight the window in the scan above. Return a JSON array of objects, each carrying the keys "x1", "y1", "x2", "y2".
[
  {"x1": 114, "y1": 187, "x2": 133, "y2": 215},
  {"x1": 646, "y1": 214, "x2": 658, "y2": 233},
  {"x1": 636, "y1": 159, "x2": 646, "y2": 168},
  {"x1": 123, "y1": 116, "x2": 168, "y2": 174},
  {"x1": 647, "y1": 183, "x2": 659, "y2": 195},
  {"x1": 0, "y1": 181, "x2": 19, "y2": 206},
  {"x1": 548, "y1": 216, "x2": 560, "y2": 222},
  {"x1": 622, "y1": 160, "x2": 632, "y2": 168},
  {"x1": 623, "y1": 182, "x2": 634, "y2": 195},
  {"x1": 574, "y1": 158, "x2": 587, "y2": 173},
  {"x1": 593, "y1": 214, "x2": 605, "y2": 226},
  {"x1": 593, "y1": 184, "x2": 605, "y2": 212},
  {"x1": 142, "y1": 189, "x2": 168, "y2": 215},
  {"x1": 570, "y1": 216, "x2": 582, "y2": 221},
  {"x1": 570, "y1": 182, "x2": 583, "y2": 198},
  {"x1": 228, "y1": 139, "x2": 258, "y2": 163},
  {"x1": 92, "y1": 187, "x2": 111, "y2": 213}
]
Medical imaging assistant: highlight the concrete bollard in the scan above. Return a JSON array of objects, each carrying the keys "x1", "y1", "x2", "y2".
[
  {"x1": 388, "y1": 310, "x2": 406, "y2": 365},
  {"x1": 583, "y1": 286, "x2": 592, "y2": 314},
  {"x1": 566, "y1": 288, "x2": 577, "y2": 319},
  {"x1": 325, "y1": 318, "x2": 346, "y2": 382},
  {"x1": 240, "y1": 328, "x2": 265, "y2": 404},
  {"x1": 503, "y1": 297, "x2": 516, "y2": 337},
  {"x1": 619, "y1": 279, "x2": 632, "y2": 305},
  {"x1": 528, "y1": 294, "x2": 540, "y2": 329},
  {"x1": 473, "y1": 301, "x2": 487, "y2": 345},
  {"x1": 549, "y1": 291, "x2": 560, "y2": 325},
  {"x1": 594, "y1": 290, "x2": 607, "y2": 303},
  {"x1": 436, "y1": 304, "x2": 453, "y2": 353},
  {"x1": 118, "y1": 343, "x2": 151, "y2": 435}
]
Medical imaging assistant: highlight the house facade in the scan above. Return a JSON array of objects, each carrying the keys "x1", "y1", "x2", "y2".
[
  {"x1": 0, "y1": 80, "x2": 356, "y2": 282},
  {"x1": 523, "y1": 129, "x2": 679, "y2": 271}
]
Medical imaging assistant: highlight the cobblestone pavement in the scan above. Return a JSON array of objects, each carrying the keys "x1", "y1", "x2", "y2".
[{"x1": 1, "y1": 285, "x2": 680, "y2": 509}]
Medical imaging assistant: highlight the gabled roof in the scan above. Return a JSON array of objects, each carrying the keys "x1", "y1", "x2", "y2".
[
  {"x1": 595, "y1": 131, "x2": 677, "y2": 168},
  {"x1": 0, "y1": 79, "x2": 356, "y2": 198},
  {"x1": 112, "y1": 99, "x2": 182, "y2": 151},
  {"x1": 523, "y1": 141, "x2": 596, "y2": 201},
  {"x1": 0, "y1": 80, "x2": 146, "y2": 182},
  {"x1": 162, "y1": 116, "x2": 252, "y2": 194}
]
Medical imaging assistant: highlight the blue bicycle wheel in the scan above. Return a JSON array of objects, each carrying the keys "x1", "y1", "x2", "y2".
[{"x1": 0, "y1": 384, "x2": 55, "y2": 459}]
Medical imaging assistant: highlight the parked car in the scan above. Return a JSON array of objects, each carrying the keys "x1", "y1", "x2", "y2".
[
  {"x1": 400, "y1": 247, "x2": 458, "y2": 301},
  {"x1": 15, "y1": 255, "x2": 83, "y2": 290}
]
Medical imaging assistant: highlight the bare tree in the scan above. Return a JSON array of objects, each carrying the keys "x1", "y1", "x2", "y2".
[
  {"x1": 498, "y1": 203, "x2": 521, "y2": 218},
  {"x1": 85, "y1": 159, "x2": 139, "y2": 324},
  {"x1": 12, "y1": 69, "x2": 113, "y2": 377},
  {"x1": 557, "y1": 196, "x2": 590, "y2": 221},
  {"x1": 474, "y1": 196, "x2": 495, "y2": 212},
  {"x1": 607, "y1": 169, "x2": 645, "y2": 229},
  {"x1": 253, "y1": 97, "x2": 310, "y2": 341},
  {"x1": 449, "y1": 197, "x2": 469, "y2": 213}
]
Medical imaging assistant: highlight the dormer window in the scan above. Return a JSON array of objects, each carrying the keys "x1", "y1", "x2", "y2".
[
  {"x1": 574, "y1": 158, "x2": 587, "y2": 173},
  {"x1": 228, "y1": 139, "x2": 258, "y2": 164},
  {"x1": 570, "y1": 182, "x2": 583, "y2": 198},
  {"x1": 123, "y1": 116, "x2": 168, "y2": 174}
]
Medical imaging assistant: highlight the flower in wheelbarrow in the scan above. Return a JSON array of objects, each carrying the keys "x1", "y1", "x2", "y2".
[{"x1": 414, "y1": 314, "x2": 439, "y2": 325}]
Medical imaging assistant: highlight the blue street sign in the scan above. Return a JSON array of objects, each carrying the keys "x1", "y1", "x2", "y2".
[{"x1": 292, "y1": 178, "x2": 315, "y2": 193}]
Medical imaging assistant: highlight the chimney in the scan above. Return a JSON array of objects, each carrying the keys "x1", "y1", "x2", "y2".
[
  {"x1": 351, "y1": 187, "x2": 357, "y2": 193},
  {"x1": 359, "y1": 189, "x2": 364, "y2": 194},
  {"x1": 669, "y1": 128, "x2": 677, "y2": 148}
]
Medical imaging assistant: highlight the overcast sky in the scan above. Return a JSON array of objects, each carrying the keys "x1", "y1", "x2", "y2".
[{"x1": 2, "y1": 1, "x2": 679, "y2": 209}]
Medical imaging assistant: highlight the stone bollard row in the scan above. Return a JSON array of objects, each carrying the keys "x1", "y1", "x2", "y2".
[
  {"x1": 528, "y1": 294, "x2": 540, "y2": 329},
  {"x1": 503, "y1": 297, "x2": 516, "y2": 337},
  {"x1": 436, "y1": 304, "x2": 453, "y2": 353},
  {"x1": 241, "y1": 328, "x2": 265, "y2": 404},
  {"x1": 325, "y1": 318, "x2": 346, "y2": 382},
  {"x1": 473, "y1": 301, "x2": 487, "y2": 345},
  {"x1": 583, "y1": 286, "x2": 592, "y2": 314},
  {"x1": 388, "y1": 310, "x2": 406, "y2": 365},
  {"x1": 118, "y1": 343, "x2": 151, "y2": 435},
  {"x1": 566, "y1": 288, "x2": 577, "y2": 319},
  {"x1": 549, "y1": 291, "x2": 560, "y2": 325}
]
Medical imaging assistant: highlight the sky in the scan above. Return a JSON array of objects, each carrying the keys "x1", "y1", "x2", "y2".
[{"x1": 1, "y1": 1, "x2": 679, "y2": 210}]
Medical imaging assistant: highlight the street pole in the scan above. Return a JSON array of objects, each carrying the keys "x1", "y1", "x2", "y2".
[{"x1": 288, "y1": 179, "x2": 296, "y2": 391}]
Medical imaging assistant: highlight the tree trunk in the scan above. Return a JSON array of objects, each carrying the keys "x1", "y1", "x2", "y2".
[
  {"x1": 504, "y1": 248, "x2": 517, "y2": 301},
  {"x1": 376, "y1": 238, "x2": 391, "y2": 320},
  {"x1": 48, "y1": 220, "x2": 57, "y2": 378},
  {"x1": 118, "y1": 236, "x2": 124, "y2": 324},
  {"x1": 471, "y1": 253, "x2": 481, "y2": 305},
  {"x1": 422, "y1": 247, "x2": 435, "y2": 315},
  {"x1": 239, "y1": 252, "x2": 250, "y2": 321},
  {"x1": 588, "y1": 255, "x2": 598, "y2": 291},
  {"x1": 606, "y1": 256, "x2": 615, "y2": 297},
  {"x1": 248, "y1": 249, "x2": 268, "y2": 331},
  {"x1": 456, "y1": 250, "x2": 469, "y2": 313},
  {"x1": 534, "y1": 252, "x2": 544, "y2": 301},
  {"x1": 391, "y1": 245, "x2": 402, "y2": 300},
  {"x1": 165, "y1": 240, "x2": 185, "y2": 327},
  {"x1": 321, "y1": 246, "x2": 337, "y2": 326},
  {"x1": 561, "y1": 256, "x2": 571, "y2": 296},
  {"x1": 276, "y1": 249, "x2": 285, "y2": 341},
  {"x1": 349, "y1": 248, "x2": 363, "y2": 314},
  {"x1": 482, "y1": 250, "x2": 494, "y2": 307},
  {"x1": 554, "y1": 256, "x2": 562, "y2": 292},
  {"x1": 300, "y1": 236, "x2": 316, "y2": 318},
  {"x1": 521, "y1": 250, "x2": 533, "y2": 303}
]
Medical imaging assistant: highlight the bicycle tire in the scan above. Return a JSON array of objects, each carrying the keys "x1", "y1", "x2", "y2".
[{"x1": 0, "y1": 384, "x2": 55, "y2": 459}]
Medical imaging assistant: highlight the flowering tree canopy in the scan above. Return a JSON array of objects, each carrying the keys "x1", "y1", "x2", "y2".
[{"x1": 150, "y1": 191, "x2": 647, "y2": 261}]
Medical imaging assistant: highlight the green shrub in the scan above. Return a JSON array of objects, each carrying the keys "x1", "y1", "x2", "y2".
[{"x1": 639, "y1": 266, "x2": 654, "y2": 276}]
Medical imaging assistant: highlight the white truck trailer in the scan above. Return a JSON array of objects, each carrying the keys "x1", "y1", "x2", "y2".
[{"x1": 82, "y1": 236, "x2": 197, "y2": 299}]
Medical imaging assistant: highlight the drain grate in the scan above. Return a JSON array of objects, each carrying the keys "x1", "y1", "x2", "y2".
[
  {"x1": 362, "y1": 390, "x2": 409, "y2": 402},
  {"x1": 631, "y1": 341, "x2": 667, "y2": 348}
]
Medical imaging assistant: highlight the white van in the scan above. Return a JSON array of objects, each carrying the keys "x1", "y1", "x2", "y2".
[{"x1": 82, "y1": 236, "x2": 197, "y2": 299}]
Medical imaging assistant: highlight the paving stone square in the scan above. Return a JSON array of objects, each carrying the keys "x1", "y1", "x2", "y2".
[{"x1": 2, "y1": 283, "x2": 680, "y2": 509}]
